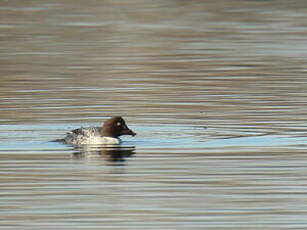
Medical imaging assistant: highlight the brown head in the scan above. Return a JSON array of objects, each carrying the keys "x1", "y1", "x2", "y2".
[{"x1": 101, "y1": 116, "x2": 136, "y2": 138}]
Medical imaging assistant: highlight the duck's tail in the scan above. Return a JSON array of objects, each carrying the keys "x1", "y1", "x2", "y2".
[{"x1": 50, "y1": 138, "x2": 65, "y2": 143}]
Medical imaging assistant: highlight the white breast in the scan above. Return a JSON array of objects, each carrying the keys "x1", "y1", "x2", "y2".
[
  {"x1": 64, "y1": 130, "x2": 120, "y2": 145},
  {"x1": 81, "y1": 136, "x2": 120, "y2": 145}
]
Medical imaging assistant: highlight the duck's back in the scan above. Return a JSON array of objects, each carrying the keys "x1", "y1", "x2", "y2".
[{"x1": 70, "y1": 126, "x2": 101, "y2": 137}]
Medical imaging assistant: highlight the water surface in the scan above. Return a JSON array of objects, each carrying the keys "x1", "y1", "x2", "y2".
[{"x1": 1, "y1": 0, "x2": 307, "y2": 229}]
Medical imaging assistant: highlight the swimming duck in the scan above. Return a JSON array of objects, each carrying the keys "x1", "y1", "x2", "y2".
[{"x1": 59, "y1": 116, "x2": 136, "y2": 145}]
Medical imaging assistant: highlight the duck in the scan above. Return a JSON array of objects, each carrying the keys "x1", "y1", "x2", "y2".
[{"x1": 58, "y1": 116, "x2": 136, "y2": 145}]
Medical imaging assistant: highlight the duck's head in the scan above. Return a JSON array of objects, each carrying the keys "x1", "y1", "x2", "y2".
[{"x1": 101, "y1": 116, "x2": 136, "y2": 138}]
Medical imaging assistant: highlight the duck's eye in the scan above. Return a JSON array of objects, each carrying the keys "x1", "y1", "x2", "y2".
[{"x1": 116, "y1": 122, "x2": 121, "y2": 126}]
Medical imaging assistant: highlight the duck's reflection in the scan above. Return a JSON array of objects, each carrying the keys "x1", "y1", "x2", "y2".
[{"x1": 72, "y1": 145, "x2": 136, "y2": 162}]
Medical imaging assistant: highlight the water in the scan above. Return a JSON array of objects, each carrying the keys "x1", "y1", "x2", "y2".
[{"x1": 1, "y1": 0, "x2": 307, "y2": 229}]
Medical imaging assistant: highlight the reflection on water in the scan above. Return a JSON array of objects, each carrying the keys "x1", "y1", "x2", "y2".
[
  {"x1": 1, "y1": 0, "x2": 307, "y2": 229},
  {"x1": 72, "y1": 145, "x2": 136, "y2": 162}
]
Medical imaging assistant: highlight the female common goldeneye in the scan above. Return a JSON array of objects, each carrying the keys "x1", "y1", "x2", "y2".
[{"x1": 59, "y1": 116, "x2": 136, "y2": 145}]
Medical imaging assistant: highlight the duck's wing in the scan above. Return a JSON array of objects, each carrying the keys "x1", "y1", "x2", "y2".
[{"x1": 69, "y1": 127, "x2": 101, "y2": 136}]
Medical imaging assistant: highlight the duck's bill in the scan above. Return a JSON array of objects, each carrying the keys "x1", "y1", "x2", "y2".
[{"x1": 121, "y1": 128, "x2": 136, "y2": 136}]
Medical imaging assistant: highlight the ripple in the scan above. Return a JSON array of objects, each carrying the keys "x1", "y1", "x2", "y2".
[{"x1": 2, "y1": 0, "x2": 307, "y2": 228}]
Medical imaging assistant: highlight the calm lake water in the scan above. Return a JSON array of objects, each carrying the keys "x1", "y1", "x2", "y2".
[{"x1": 1, "y1": 0, "x2": 307, "y2": 229}]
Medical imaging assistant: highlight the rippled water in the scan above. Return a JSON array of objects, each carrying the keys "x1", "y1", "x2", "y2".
[{"x1": 1, "y1": 0, "x2": 307, "y2": 229}]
